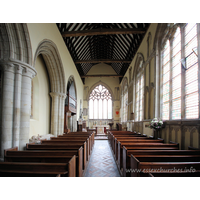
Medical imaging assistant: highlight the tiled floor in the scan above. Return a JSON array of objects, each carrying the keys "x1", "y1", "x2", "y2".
[{"x1": 84, "y1": 140, "x2": 121, "y2": 177}]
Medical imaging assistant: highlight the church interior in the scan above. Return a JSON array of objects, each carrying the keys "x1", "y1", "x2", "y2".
[{"x1": 0, "y1": 20, "x2": 200, "y2": 196}]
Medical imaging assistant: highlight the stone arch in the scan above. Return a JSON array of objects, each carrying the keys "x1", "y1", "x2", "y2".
[
  {"x1": 66, "y1": 75, "x2": 77, "y2": 102},
  {"x1": 64, "y1": 75, "x2": 78, "y2": 132},
  {"x1": 132, "y1": 52, "x2": 145, "y2": 80},
  {"x1": 87, "y1": 81, "x2": 114, "y2": 101},
  {"x1": 0, "y1": 23, "x2": 32, "y2": 65},
  {"x1": 33, "y1": 39, "x2": 66, "y2": 94},
  {"x1": 121, "y1": 76, "x2": 128, "y2": 95},
  {"x1": 33, "y1": 39, "x2": 66, "y2": 136}
]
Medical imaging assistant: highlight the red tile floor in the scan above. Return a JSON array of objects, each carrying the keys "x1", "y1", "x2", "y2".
[{"x1": 84, "y1": 140, "x2": 121, "y2": 177}]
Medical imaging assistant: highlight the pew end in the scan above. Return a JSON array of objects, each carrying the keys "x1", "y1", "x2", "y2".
[{"x1": 130, "y1": 154, "x2": 140, "y2": 177}]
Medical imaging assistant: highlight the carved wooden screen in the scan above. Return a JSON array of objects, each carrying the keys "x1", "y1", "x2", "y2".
[{"x1": 89, "y1": 85, "x2": 112, "y2": 119}]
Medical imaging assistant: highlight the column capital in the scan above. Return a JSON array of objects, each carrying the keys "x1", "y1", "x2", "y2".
[
  {"x1": 0, "y1": 63, "x2": 15, "y2": 73},
  {"x1": 50, "y1": 92, "x2": 66, "y2": 99},
  {"x1": 22, "y1": 67, "x2": 36, "y2": 79},
  {"x1": 0, "y1": 59, "x2": 37, "y2": 78},
  {"x1": 15, "y1": 64, "x2": 23, "y2": 75}
]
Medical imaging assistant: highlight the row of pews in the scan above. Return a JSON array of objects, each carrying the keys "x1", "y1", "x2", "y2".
[
  {"x1": 108, "y1": 131, "x2": 200, "y2": 177},
  {"x1": 0, "y1": 131, "x2": 94, "y2": 177}
]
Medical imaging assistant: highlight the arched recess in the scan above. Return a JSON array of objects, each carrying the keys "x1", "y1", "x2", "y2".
[
  {"x1": 64, "y1": 75, "x2": 77, "y2": 133},
  {"x1": 33, "y1": 39, "x2": 66, "y2": 136}
]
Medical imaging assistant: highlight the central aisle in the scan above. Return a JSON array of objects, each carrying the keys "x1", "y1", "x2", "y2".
[{"x1": 84, "y1": 140, "x2": 121, "y2": 177}]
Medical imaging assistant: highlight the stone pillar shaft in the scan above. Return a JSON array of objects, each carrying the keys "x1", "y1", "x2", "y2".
[
  {"x1": 19, "y1": 69, "x2": 35, "y2": 150},
  {"x1": 50, "y1": 92, "x2": 59, "y2": 136},
  {"x1": 60, "y1": 95, "x2": 66, "y2": 135},
  {"x1": 13, "y1": 66, "x2": 23, "y2": 148},
  {"x1": 0, "y1": 64, "x2": 15, "y2": 157},
  {"x1": 50, "y1": 93, "x2": 66, "y2": 136}
]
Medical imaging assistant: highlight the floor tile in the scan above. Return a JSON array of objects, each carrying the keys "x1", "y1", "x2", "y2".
[{"x1": 84, "y1": 140, "x2": 120, "y2": 177}]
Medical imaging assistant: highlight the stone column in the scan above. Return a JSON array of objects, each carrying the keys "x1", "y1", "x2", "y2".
[
  {"x1": 19, "y1": 67, "x2": 36, "y2": 150},
  {"x1": 60, "y1": 94, "x2": 66, "y2": 135},
  {"x1": 13, "y1": 65, "x2": 23, "y2": 148},
  {"x1": 50, "y1": 92, "x2": 59, "y2": 136},
  {"x1": 0, "y1": 63, "x2": 15, "y2": 158}
]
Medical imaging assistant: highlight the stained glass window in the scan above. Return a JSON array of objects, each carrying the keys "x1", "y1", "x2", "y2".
[{"x1": 89, "y1": 85, "x2": 112, "y2": 119}]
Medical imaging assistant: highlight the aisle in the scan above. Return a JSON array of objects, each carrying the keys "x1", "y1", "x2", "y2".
[{"x1": 84, "y1": 140, "x2": 120, "y2": 177}]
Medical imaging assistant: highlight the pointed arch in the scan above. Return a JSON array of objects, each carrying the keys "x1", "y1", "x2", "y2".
[{"x1": 87, "y1": 81, "x2": 114, "y2": 101}]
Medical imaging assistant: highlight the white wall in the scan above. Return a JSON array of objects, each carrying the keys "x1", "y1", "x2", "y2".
[{"x1": 29, "y1": 55, "x2": 51, "y2": 137}]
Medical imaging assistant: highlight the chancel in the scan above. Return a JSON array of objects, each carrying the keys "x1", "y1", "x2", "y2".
[{"x1": 0, "y1": 23, "x2": 200, "y2": 177}]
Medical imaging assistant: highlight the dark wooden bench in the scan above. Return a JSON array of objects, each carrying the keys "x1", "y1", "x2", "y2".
[
  {"x1": 117, "y1": 141, "x2": 179, "y2": 175},
  {"x1": 40, "y1": 139, "x2": 91, "y2": 162},
  {"x1": 4, "y1": 147, "x2": 83, "y2": 177},
  {"x1": 59, "y1": 132, "x2": 94, "y2": 153},
  {"x1": 130, "y1": 154, "x2": 200, "y2": 177},
  {"x1": 123, "y1": 149, "x2": 200, "y2": 176},
  {"x1": 113, "y1": 138, "x2": 164, "y2": 160},
  {"x1": 0, "y1": 155, "x2": 76, "y2": 177},
  {"x1": 50, "y1": 136, "x2": 93, "y2": 158},
  {"x1": 26, "y1": 142, "x2": 88, "y2": 170}
]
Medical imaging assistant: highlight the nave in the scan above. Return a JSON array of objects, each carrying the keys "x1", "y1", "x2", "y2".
[{"x1": 84, "y1": 140, "x2": 120, "y2": 177}]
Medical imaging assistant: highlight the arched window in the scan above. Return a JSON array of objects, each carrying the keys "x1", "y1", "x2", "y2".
[
  {"x1": 135, "y1": 60, "x2": 144, "y2": 121},
  {"x1": 89, "y1": 85, "x2": 112, "y2": 119},
  {"x1": 161, "y1": 23, "x2": 199, "y2": 120},
  {"x1": 121, "y1": 78, "x2": 128, "y2": 122}
]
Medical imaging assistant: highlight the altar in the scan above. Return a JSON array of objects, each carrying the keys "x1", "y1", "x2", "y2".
[{"x1": 93, "y1": 125, "x2": 109, "y2": 134}]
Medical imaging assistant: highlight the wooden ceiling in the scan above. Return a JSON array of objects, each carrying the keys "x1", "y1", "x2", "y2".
[{"x1": 56, "y1": 23, "x2": 150, "y2": 83}]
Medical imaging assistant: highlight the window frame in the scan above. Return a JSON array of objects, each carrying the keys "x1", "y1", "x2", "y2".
[
  {"x1": 89, "y1": 84, "x2": 112, "y2": 120},
  {"x1": 160, "y1": 23, "x2": 200, "y2": 120}
]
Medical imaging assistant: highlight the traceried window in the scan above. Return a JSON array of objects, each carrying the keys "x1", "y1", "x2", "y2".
[
  {"x1": 89, "y1": 85, "x2": 112, "y2": 119},
  {"x1": 161, "y1": 24, "x2": 199, "y2": 120}
]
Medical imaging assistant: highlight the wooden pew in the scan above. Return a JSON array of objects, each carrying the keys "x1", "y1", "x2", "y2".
[
  {"x1": 4, "y1": 147, "x2": 83, "y2": 177},
  {"x1": 117, "y1": 141, "x2": 179, "y2": 175},
  {"x1": 0, "y1": 155, "x2": 76, "y2": 177},
  {"x1": 108, "y1": 132, "x2": 145, "y2": 152},
  {"x1": 40, "y1": 139, "x2": 90, "y2": 162},
  {"x1": 59, "y1": 132, "x2": 95, "y2": 153},
  {"x1": 26, "y1": 142, "x2": 87, "y2": 170},
  {"x1": 51, "y1": 136, "x2": 93, "y2": 158},
  {"x1": 123, "y1": 149, "x2": 200, "y2": 175},
  {"x1": 113, "y1": 138, "x2": 164, "y2": 160},
  {"x1": 130, "y1": 154, "x2": 200, "y2": 177}
]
